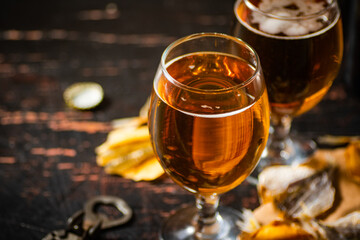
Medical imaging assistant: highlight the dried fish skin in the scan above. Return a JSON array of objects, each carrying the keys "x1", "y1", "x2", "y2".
[{"x1": 275, "y1": 168, "x2": 335, "y2": 219}]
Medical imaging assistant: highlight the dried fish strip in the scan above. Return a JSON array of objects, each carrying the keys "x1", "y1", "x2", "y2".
[
  {"x1": 96, "y1": 141, "x2": 151, "y2": 166},
  {"x1": 105, "y1": 144, "x2": 154, "y2": 170},
  {"x1": 95, "y1": 97, "x2": 165, "y2": 181},
  {"x1": 96, "y1": 125, "x2": 150, "y2": 154},
  {"x1": 111, "y1": 116, "x2": 147, "y2": 129},
  {"x1": 122, "y1": 157, "x2": 164, "y2": 182}
]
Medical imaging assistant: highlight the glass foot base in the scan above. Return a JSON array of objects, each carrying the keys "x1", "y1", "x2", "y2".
[
  {"x1": 160, "y1": 206, "x2": 242, "y2": 240},
  {"x1": 257, "y1": 136, "x2": 316, "y2": 171}
]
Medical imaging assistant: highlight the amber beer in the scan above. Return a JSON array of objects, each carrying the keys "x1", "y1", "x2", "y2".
[
  {"x1": 148, "y1": 52, "x2": 270, "y2": 195},
  {"x1": 233, "y1": 0, "x2": 343, "y2": 117}
]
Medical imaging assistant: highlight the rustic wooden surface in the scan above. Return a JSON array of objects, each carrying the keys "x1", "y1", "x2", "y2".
[{"x1": 0, "y1": 0, "x2": 359, "y2": 239}]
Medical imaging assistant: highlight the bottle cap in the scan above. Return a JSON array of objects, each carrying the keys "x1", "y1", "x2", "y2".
[{"x1": 64, "y1": 82, "x2": 104, "y2": 110}]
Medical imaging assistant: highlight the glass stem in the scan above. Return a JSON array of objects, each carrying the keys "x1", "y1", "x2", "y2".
[
  {"x1": 267, "y1": 114, "x2": 293, "y2": 163},
  {"x1": 195, "y1": 193, "x2": 222, "y2": 239}
]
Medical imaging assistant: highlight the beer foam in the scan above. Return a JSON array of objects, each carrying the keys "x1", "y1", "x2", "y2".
[{"x1": 251, "y1": 0, "x2": 326, "y2": 36}]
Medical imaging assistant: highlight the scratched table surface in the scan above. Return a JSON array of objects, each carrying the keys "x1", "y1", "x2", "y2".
[{"x1": 0, "y1": 0, "x2": 359, "y2": 239}]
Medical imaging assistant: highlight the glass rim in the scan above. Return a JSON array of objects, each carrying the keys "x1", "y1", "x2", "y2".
[
  {"x1": 235, "y1": 0, "x2": 337, "y2": 21},
  {"x1": 160, "y1": 32, "x2": 261, "y2": 94}
]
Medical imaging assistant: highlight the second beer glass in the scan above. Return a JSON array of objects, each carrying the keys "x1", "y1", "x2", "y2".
[{"x1": 233, "y1": 0, "x2": 343, "y2": 167}]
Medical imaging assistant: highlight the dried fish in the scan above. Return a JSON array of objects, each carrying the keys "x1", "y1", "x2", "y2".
[
  {"x1": 96, "y1": 125, "x2": 150, "y2": 154},
  {"x1": 316, "y1": 135, "x2": 360, "y2": 147},
  {"x1": 111, "y1": 116, "x2": 147, "y2": 129},
  {"x1": 320, "y1": 211, "x2": 360, "y2": 240},
  {"x1": 96, "y1": 141, "x2": 152, "y2": 166},
  {"x1": 239, "y1": 217, "x2": 318, "y2": 239},
  {"x1": 121, "y1": 157, "x2": 163, "y2": 181},
  {"x1": 244, "y1": 144, "x2": 360, "y2": 240},
  {"x1": 104, "y1": 144, "x2": 154, "y2": 172},
  {"x1": 258, "y1": 165, "x2": 316, "y2": 204},
  {"x1": 345, "y1": 141, "x2": 360, "y2": 183},
  {"x1": 238, "y1": 209, "x2": 261, "y2": 234},
  {"x1": 275, "y1": 167, "x2": 335, "y2": 219}
]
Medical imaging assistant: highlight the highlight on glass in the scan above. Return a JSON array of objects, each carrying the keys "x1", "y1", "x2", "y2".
[{"x1": 148, "y1": 32, "x2": 270, "y2": 240}]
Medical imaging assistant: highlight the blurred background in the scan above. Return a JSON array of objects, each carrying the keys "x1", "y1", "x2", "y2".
[
  {"x1": 338, "y1": 0, "x2": 359, "y2": 97},
  {"x1": 0, "y1": 0, "x2": 358, "y2": 120}
]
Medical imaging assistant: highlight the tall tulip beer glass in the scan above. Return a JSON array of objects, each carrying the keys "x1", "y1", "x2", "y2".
[
  {"x1": 233, "y1": 0, "x2": 343, "y2": 167},
  {"x1": 148, "y1": 33, "x2": 270, "y2": 240}
]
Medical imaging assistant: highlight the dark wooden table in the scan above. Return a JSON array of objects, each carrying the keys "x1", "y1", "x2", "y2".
[{"x1": 0, "y1": 0, "x2": 359, "y2": 239}]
